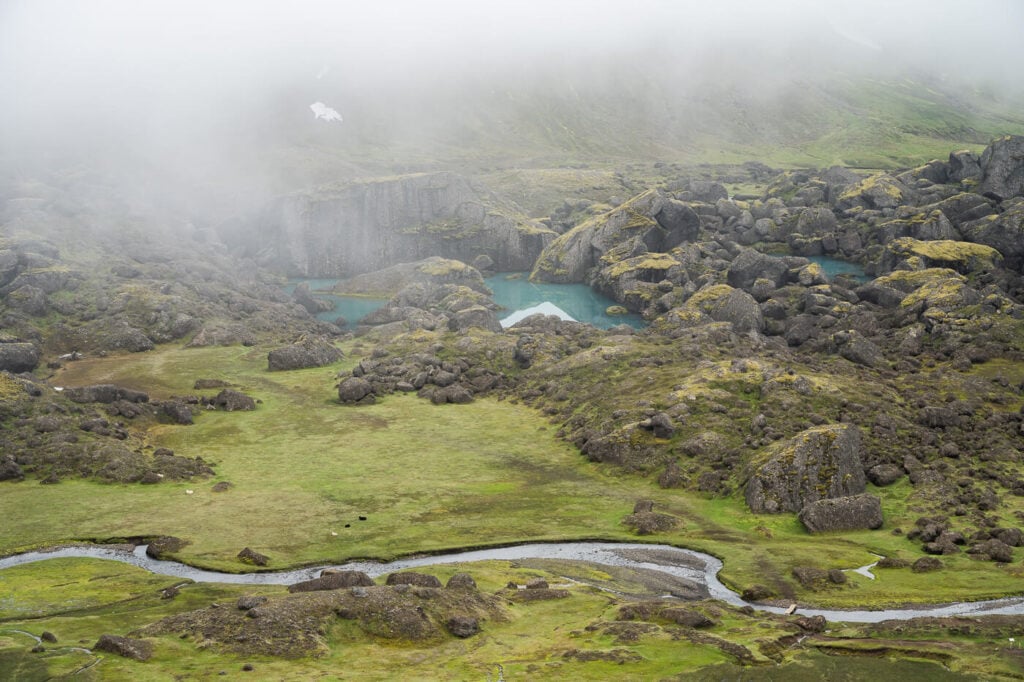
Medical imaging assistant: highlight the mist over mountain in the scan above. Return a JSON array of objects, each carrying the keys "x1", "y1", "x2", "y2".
[{"x1": 3, "y1": 0, "x2": 1024, "y2": 224}]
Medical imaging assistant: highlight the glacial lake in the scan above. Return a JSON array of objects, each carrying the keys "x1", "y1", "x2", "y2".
[{"x1": 286, "y1": 274, "x2": 646, "y2": 330}]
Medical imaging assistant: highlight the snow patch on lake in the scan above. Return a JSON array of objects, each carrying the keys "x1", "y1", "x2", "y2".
[{"x1": 500, "y1": 302, "x2": 576, "y2": 328}]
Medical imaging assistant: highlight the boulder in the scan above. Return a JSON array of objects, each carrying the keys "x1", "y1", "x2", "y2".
[
  {"x1": 979, "y1": 135, "x2": 1024, "y2": 199},
  {"x1": 385, "y1": 572, "x2": 443, "y2": 588},
  {"x1": 445, "y1": 573, "x2": 478, "y2": 590},
  {"x1": 745, "y1": 424, "x2": 866, "y2": 514},
  {"x1": 292, "y1": 282, "x2": 334, "y2": 315},
  {"x1": 237, "y1": 547, "x2": 269, "y2": 566},
  {"x1": 267, "y1": 337, "x2": 343, "y2": 371},
  {"x1": 798, "y1": 494, "x2": 883, "y2": 533},
  {"x1": 159, "y1": 400, "x2": 194, "y2": 424},
  {"x1": 236, "y1": 595, "x2": 268, "y2": 610},
  {"x1": 288, "y1": 571, "x2": 375, "y2": 592},
  {"x1": 832, "y1": 330, "x2": 883, "y2": 368},
  {"x1": 64, "y1": 384, "x2": 149, "y2": 404},
  {"x1": 661, "y1": 608, "x2": 714, "y2": 628},
  {"x1": 146, "y1": 536, "x2": 188, "y2": 559},
  {"x1": 446, "y1": 616, "x2": 480, "y2": 638},
  {"x1": 961, "y1": 199, "x2": 1024, "y2": 269},
  {"x1": 93, "y1": 634, "x2": 154, "y2": 661},
  {"x1": 338, "y1": 377, "x2": 375, "y2": 404},
  {"x1": 0, "y1": 456, "x2": 24, "y2": 482},
  {"x1": 211, "y1": 389, "x2": 256, "y2": 412},
  {"x1": 948, "y1": 150, "x2": 982, "y2": 183},
  {"x1": 660, "y1": 284, "x2": 763, "y2": 334},
  {"x1": 867, "y1": 463, "x2": 903, "y2": 486},
  {"x1": 968, "y1": 538, "x2": 1014, "y2": 563},
  {"x1": 447, "y1": 305, "x2": 502, "y2": 332},
  {"x1": 0, "y1": 343, "x2": 39, "y2": 373},
  {"x1": 727, "y1": 249, "x2": 790, "y2": 290},
  {"x1": 911, "y1": 556, "x2": 943, "y2": 573}
]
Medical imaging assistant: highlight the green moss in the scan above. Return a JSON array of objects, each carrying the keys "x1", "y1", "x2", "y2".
[
  {"x1": 416, "y1": 258, "x2": 471, "y2": 276},
  {"x1": 603, "y1": 253, "x2": 678, "y2": 278},
  {"x1": 890, "y1": 237, "x2": 1001, "y2": 265}
]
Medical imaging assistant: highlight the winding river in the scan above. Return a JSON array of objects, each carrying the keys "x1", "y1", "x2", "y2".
[{"x1": 3, "y1": 542, "x2": 1024, "y2": 624}]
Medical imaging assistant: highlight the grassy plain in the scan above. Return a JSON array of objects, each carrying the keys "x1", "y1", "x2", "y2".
[{"x1": 2, "y1": 343, "x2": 1024, "y2": 607}]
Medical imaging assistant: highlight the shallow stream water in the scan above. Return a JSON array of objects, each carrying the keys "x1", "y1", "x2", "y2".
[{"x1": 3, "y1": 542, "x2": 1022, "y2": 624}]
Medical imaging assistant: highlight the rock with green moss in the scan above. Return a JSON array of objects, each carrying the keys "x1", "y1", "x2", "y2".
[
  {"x1": 836, "y1": 173, "x2": 914, "y2": 211},
  {"x1": 744, "y1": 424, "x2": 866, "y2": 514},
  {"x1": 979, "y1": 135, "x2": 1024, "y2": 199},
  {"x1": 798, "y1": 493, "x2": 883, "y2": 533},
  {"x1": 961, "y1": 198, "x2": 1024, "y2": 269},
  {"x1": 531, "y1": 189, "x2": 699, "y2": 284},
  {"x1": 878, "y1": 237, "x2": 1002, "y2": 275},
  {"x1": 656, "y1": 284, "x2": 763, "y2": 334}
]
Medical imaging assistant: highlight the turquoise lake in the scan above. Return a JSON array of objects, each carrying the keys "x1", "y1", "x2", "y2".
[
  {"x1": 807, "y1": 256, "x2": 870, "y2": 283},
  {"x1": 286, "y1": 274, "x2": 645, "y2": 330}
]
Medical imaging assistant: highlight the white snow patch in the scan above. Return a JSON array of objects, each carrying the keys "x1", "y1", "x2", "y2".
[
  {"x1": 310, "y1": 102, "x2": 343, "y2": 122},
  {"x1": 500, "y1": 302, "x2": 576, "y2": 328}
]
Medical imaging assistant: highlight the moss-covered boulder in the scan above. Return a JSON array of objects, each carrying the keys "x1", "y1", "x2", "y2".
[
  {"x1": 798, "y1": 493, "x2": 883, "y2": 533},
  {"x1": 744, "y1": 424, "x2": 866, "y2": 514},
  {"x1": 979, "y1": 134, "x2": 1024, "y2": 199},
  {"x1": 836, "y1": 173, "x2": 914, "y2": 211},
  {"x1": 961, "y1": 198, "x2": 1024, "y2": 270},
  {"x1": 655, "y1": 284, "x2": 763, "y2": 334},
  {"x1": 879, "y1": 237, "x2": 1002, "y2": 275},
  {"x1": 531, "y1": 189, "x2": 698, "y2": 284},
  {"x1": 267, "y1": 336, "x2": 343, "y2": 371}
]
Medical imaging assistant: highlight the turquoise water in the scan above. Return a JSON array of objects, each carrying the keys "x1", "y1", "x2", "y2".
[
  {"x1": 284, "y1": 280, "x2": 387, "y2": 329},
  {"x1": 485, "y1": 274, "x2": 645, "y2": 329},
  {"x1": 285, "y1": 275, "x2": 645, "y2": 330},
  {"x1": 807, "y1": 256, "x2": 869, "y2": 283}
]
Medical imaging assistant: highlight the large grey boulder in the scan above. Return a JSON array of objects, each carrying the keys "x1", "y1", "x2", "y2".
[
  {"x1": 745, "y1": 424, "x2": 866, "y2": 514},
  {"x1": 532, "y1": 189, "x2": 684, "y2": 283},
  {"x1": 948, "y1": 150, "x2": 983, "y2": 183},
  {"x1": 962, "y1": 198, "x2": 1024, "y2": 269},
  {"x1": 65, "y1": 384, "x2": 149, "y2": 404},
  {"x1": 338, "y1": 376, "x2": 374, "y2": 404},
  {"x1": 0, "y1": 342, "x2": 39, "y2": 373},
  {"x1": 798, "y1": 494, "x2": 883, "y2": 533},
  {"x1": 288, "y1": 571, "x2": 374, "y2": 593},
  {"x1": 93, "y1": 634, "x2": 154, "y2": 661},
  {"x1": 727, "y1": 248, "x2": 790, "y2": 290},
  {"x1": 979, "y1": 135, "x2": 1024, "y2": 199},
  {"x1": 267, "y1": 337, "x2": 343, "y2": 371},
  {"x1": 447, "y1": 305, "x2": 502, "y2": 332}
]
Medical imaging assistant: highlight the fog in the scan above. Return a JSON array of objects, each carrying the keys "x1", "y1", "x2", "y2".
[{"x1": 2, "y1": 0, "x2": 1023, "y2": 218}]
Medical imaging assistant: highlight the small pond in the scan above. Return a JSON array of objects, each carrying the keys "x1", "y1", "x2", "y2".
[
  {"x1": 286, "y1": 274, "x2": 646, "y2": 330},
  {"x1": 807, "y1": 256, "x2": 870, "y2": 283}
]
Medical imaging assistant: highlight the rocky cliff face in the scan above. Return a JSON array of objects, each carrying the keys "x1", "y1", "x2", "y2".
[{"x1": 227, "y1": 172, "x2": 555, "y2": 278}]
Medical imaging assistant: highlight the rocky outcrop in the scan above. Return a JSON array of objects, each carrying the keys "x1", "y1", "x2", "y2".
[
  {"x1": 210, "y1": 389, "x2": 256, "y2": 411},
  {"x1": 798, "y1": 494, "x2": 883, "y2": 533},
  {"x1": 93, "y1": 634, "x2": 154, "y2": 661},
  {"x1": 230, "y1": 172, "x2": 554, "y2": 277},
  {"x1": 656, "y1": 284, "x2": 764, "y2": 334},
  {"x1": 961, "y1": 198, "x2": 1024, "y2": 270},
  {"x1": 64, "y1": 384, "x2": 149, "y2": 404},
  {"x1": 745, "y1": 425, "x2": 866, "y2": 514},
  {"x1": 0, "y1": 342, "x2": 39, "y2": 373},
  {"x1": 979, "y1": 135, "x2": 1024, "y2": 199},
  {"x1": 288, "y1": 571, "x2": 375, "y2": 592},
  {"x1": 267, "y1": 337, "x2": 343, "y2": 371},
  {"x1": 531, "y1": 189, "x2": 697, "y2": 284}
]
